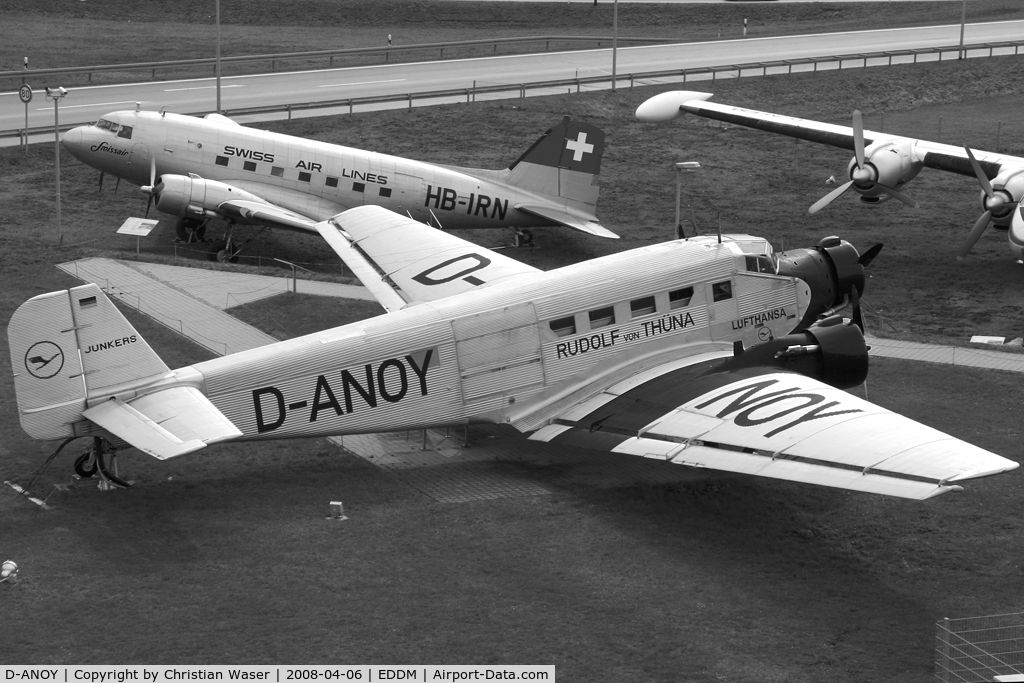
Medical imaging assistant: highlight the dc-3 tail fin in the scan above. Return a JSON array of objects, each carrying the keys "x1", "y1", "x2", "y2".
[
  {"x1": 506, "y1": 117, "x2": 617, "y2": 238},
  {"x1": 9, "y1": 283, "x2": 240, "y2": 458}
]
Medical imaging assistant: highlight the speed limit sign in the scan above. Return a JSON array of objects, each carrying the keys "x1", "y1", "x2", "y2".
[{"x1": 19, "y1": 84, "x2": 32, "y2": 103}]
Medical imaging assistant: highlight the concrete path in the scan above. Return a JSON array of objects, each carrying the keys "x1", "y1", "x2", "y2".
[{"x1": 866, "y1": 335, "x2": 1024, "y2": 374}]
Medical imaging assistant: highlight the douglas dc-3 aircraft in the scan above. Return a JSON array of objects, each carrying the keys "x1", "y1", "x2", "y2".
[
  {"x1": 9, "y1": 206, "x2": 1018, "y2": 499},
  {"x1": 61, "y1": 109, "x2": 613, "y2": 253},
  {"x1": 637, "y1": 90, "x2": 1024, "y2": 261}
]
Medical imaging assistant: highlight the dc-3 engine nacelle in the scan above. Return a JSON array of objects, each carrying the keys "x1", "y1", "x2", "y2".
[
  {"x1": 154, "y1": 174, "x2": 266, "y2": 219},
  {"x1": 979, "y1": 168, "x2": 1024, "y2": 228},
  {"x1": 847, "y1": 139, "x2": 922, "y2": 204}
]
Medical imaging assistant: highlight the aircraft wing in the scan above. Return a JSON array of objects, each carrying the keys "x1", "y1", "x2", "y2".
[
  {"x1": 521, "y1": 349, "x2": 1018, "y2": 500},
  {"x1": 316, "y1": 206, "x2": 543, "y2": 311},
  {"x1": 83, "y1": 386, "x2": 242, "y2": 460},
  {"x1": 637, "y1": 90, "x2": 1023, "y2": 179},
  {"x1": 515, "y1": 205, "x2": 620, "y2": 239},
  {"x1": 216, "y1": 199, "x2": 321, "y2": 233}
]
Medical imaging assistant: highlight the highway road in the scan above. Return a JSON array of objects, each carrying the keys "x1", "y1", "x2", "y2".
[{"x1": 3, "y1": 20, "x2": 1022, "y2": 135}]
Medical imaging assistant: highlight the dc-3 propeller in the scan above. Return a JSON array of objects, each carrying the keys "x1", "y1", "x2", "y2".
[
  {"x1": 140, "y1": 156, "x2": 163, "y2": 218},
  {"x1": 809, "y1": 111, "x2": 918, "y2": 215}
]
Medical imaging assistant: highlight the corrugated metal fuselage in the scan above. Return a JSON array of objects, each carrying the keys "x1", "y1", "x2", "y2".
[{"x1": 176, "y1": 238, "x2": 809, "y2": 441}]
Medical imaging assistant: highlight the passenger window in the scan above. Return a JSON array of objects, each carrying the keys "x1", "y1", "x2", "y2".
[
  {"x1": 589, "y1": 306, "x2": 615, "y2": 329},
  {"x1": 630, "y1": 296, "x2": 656, "y2": 319},
  {"x1": 379, "y1": 188, "x2": 392, "y2": 198},
  {"x1": 352, "y1": 182, "x2": 365, "y2": 193},
  {"x1": 116, "y1": 125, "x2": 132, "y2": 139},
  {"x1": 298, "y1": 172, "x2": 311, "y2": 182},
  {"x1": 243, "y1": 161, "x2": 257, "y2": 172},
  {"x1": 669, "y1": 287, "x2": 694, "y2": 309},
  {"x1": 712, "y1": 281, "x2": 733, "y2": 302},
  {"x1": 271, "y1": 166, "x2": 284, "y2": 177},
  {"x1": 216, "y1": 156, "x2": 229, "y2": 167},
  {"x1": 549, "y1": 316, "x2": 576, "y2": 338},
  {"x1": 326, "y1": 177, "x2": 339, "y2": 188}
]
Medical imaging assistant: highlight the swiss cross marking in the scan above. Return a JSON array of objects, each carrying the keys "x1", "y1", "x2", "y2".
[{"x1": 565, "y1": 132, "x2": 594, "y2": 162}]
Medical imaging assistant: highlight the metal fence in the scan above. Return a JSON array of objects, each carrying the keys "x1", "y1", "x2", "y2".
[{"x1": 936, "y1": 612, "x2": 1024, "y2": 682}]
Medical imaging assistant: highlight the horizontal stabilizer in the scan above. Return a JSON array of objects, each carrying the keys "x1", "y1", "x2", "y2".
[
  {"x1": 516, "y1": 204, "x2": 619, "y2": 239},
  {"x1": 84, "y1": 386, "x2": 242, "y2": 460},
  {"x1": 317, "y1": 206, "x2": 542, "y2": 309}
]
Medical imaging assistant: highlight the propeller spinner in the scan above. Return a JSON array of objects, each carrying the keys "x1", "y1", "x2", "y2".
[{"x1": 810, "y1": 111, "x2": 919, "y2": 214}]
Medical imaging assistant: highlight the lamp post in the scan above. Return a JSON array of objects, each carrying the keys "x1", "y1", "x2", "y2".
[
  {"x1": 611, "y1": 0, "x2": 618, "y2": 91},
  {"x1": 215, "y1": 0, "x2": 222, "y2": 112},
  {"x1": 674, "y1": 161, "x2": 701, "y2": 239},
  {"x1": 45, "y1": 86, "x2": 68, "y2": 245},
  {"x1": 958, "y1": 0, "x2": 967, "y2": 60}
]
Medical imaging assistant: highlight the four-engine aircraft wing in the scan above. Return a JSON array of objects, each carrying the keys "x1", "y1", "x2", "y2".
[
  {"x1": 316, "y1": 206, "x2": 543, "y2": 311},
  {"x1": 635, "y1": 90, "x2": 1024, "y2": 260}
]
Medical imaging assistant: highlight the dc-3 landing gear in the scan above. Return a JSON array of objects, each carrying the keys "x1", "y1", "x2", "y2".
[
  {"x1": 73, "y1": 437, "x2": 131, "y2": 490},
  {"x1": 207, "y1": 224, "x2": 267, "y2": 263},
  {"x1": 175, "y1": 216, "x2": 208, "y2": 243},
  {"x1": 514, "y1": 229, "x2": 534, "y2": 248}
]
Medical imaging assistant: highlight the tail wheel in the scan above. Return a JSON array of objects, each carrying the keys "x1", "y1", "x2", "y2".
[{"x1": 73, "y1": 452, "x2": 97, "y2": 478}]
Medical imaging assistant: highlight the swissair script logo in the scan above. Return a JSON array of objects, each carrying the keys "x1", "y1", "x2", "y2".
[{"x1": 24, "y1": 341, "x2": 64, "y2": 380}]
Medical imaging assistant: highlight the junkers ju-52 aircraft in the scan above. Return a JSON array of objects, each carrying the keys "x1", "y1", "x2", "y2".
[
  {"x1": 637, "y1": 90, "x2": 1024, "y2": 261},
  {"x1": 8, "y1": 206, "x2": 1018, "y2": 500},
  {"x1": 61, "y1": 109, "x2": 612, "y2": 255}
]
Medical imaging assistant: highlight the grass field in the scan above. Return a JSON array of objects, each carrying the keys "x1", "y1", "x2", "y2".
[{"x1": 3, "y1": 3, "x2": 1024, "y2": 681}]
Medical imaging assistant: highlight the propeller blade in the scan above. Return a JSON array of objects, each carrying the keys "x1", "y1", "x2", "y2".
[
  {"x1": 965, "y1": 147, "x2": 995, "y2": 198},
  {"x1": 145, "y1": 195, "x2": 153, "y2": 219},
  {"x1": 809, "y1": 180, "x2": 854, "y2": 214},
  {"x1": 849, "y1": 284, "x2": 864, "y2": 333},
  {"x1": 858, "y1": 242, "x2": 884, "y2": 268},
  {"x1": 957, "y1": 210, "x2": 993, "y2": 260},
  {"x1": 876, "y1": 182, "x2": 919, "y2": 209},
  {"x1": 852, "y1": 110, "x2": 865, "y2": 169},
  {"x1": 149, "y1": 154, "x2": 156, "y2": 188}
]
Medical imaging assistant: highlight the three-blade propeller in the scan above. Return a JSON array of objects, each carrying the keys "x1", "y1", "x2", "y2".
[
  {"x1": 809, "y1": 111, "x2": 918, "y2": 214},
  {"x1": 958, "y1": 147, "x2": 1019, "y2": 260}
]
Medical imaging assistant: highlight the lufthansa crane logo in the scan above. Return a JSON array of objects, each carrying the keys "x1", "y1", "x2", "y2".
[{"x1": 24, "y1": 341, "x2": 64, "y2": 380}]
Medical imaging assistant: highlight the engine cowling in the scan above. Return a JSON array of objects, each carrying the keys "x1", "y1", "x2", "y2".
[
  {"x1": 776, "y1": 236, "x2": 868, "y2": 332},
  {"x1": 719, "y1": 323, "x2": 868, "y2": 390},
  {"x1": 153, "y1": 174, "x2": 267, "y2": 219},
  {"x1": 846, "y1": 139, "x2": 922, "y2": 203},
  {"x1": 981, "y1": 168, "x2": 1024, "y2": 229}
]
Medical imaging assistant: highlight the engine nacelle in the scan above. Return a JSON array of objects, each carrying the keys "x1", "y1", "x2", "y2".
[
  {"x1": 846, "y1": 139, "x2": 921, "y2": 203},
  {"x1": 982, "y1": 168, "x2": 1024, "y2": 229},
  {"x1": 720, "y1": 323, "x2": 869, "y2": 390},
  {"x1": 154, "y1": 174, "x2": 267, "y2": 219},
  {"x1": 776, "y1": 236, "x2": 866, "y2": 332}
]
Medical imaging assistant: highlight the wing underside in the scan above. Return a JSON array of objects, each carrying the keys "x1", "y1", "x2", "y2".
[{"x1": 526, "y1": 355, "x2": 1018, "y2": 500}]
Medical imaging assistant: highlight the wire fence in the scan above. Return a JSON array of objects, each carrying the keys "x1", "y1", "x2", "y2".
[{"x1": 936, "y1": 612, "x2": 1024, "y2": 682}]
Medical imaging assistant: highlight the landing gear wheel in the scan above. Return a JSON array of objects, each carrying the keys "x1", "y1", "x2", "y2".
[
  {"x1": 175, "y1": 217, "x2": 207, "y2": 243},
  {"x1": 74, "y1": 452, "x2": 97, "y2": 478},
  {"x1": 514, "y1": 229, "x2": 534, "y2": 247},
  {"x1": 208, "y1": 239, "x2": 239, "y2": 263}
]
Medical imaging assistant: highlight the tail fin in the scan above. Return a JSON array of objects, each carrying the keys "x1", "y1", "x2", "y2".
[
  {"x1": 8, "y1": 283, "x2": 170, "y2": 441},
  {"x1": 507, "y1": 117, "x2": 604, "y2": 210}
]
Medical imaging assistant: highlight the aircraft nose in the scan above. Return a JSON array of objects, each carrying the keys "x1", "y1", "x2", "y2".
[{"x1": 61, "y1": 126, "x2": 86, "y2": 159}]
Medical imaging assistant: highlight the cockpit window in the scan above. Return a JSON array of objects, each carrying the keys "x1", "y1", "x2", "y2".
[
  {"x1": 96, "y1": 119, "x2": 113, "y2": 131},
  {"x1": 116, "y1": 125, "x2": 133, "y2": 139},
  {"x1": 745, "y1": 255, "x2": 776, "y2": 274}
]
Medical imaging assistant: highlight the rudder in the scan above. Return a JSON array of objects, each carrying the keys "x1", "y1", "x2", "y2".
[{"x1": 8, "y1": 283, "x2": 169, "y2": 441}]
